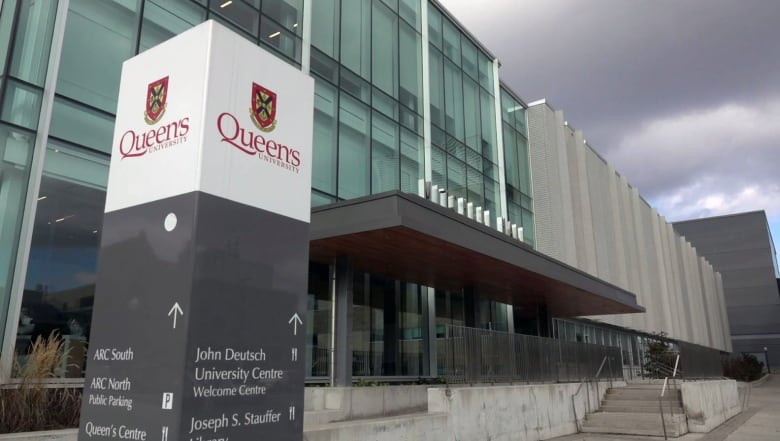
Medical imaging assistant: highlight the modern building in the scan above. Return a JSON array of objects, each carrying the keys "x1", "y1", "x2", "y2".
[
  {"x1": 0, "y1": 0, "x2": 729, "y2": 385},
  {"x1": 527, "y1": 101, "x2": 732, "y2": 356},
  {"x1": 674, "y1": 211, "x2": 780, "y2": 366}
]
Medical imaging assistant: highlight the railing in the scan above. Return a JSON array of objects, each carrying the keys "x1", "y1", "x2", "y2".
[
  {"x1": 308, "y1": 346, "x2": 331, "y2": 378},
  {"x1": 438, "y1": 325, "x2": 622, "y2": 384},
  {"x1": 658, "y1": 354, "x2": 680, "y2": 441},
  {"x1": 571, "y1": 355, "x2": 614, "y2": 432}
]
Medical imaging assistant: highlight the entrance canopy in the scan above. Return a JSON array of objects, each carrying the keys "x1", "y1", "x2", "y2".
[{"x1": 309, "y1": 192, "x2": 643, "y2": 317}]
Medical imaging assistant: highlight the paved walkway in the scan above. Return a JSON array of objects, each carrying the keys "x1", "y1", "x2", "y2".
[{"x1": 547, "y1": 375, "x2": 780, "y2": 441}]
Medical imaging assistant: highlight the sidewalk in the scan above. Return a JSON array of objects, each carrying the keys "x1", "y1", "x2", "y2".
[{"x1": 546, "y1": 375, "x2": 780, "y2": 441}]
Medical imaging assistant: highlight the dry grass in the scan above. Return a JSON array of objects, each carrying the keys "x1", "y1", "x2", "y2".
[{"x1": 0, "y1": 333, "x2": 81, "y2": 433}]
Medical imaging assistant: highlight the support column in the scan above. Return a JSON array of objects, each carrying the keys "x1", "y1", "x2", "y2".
[
  {"x1": 331, "y1": 255, "x2": 353, "y2": 386},
  {"x1": 382, "y1": 280, "x2": 399, "y2": 376},
  {"x1": 424, "y1": 287, "x2": 437, "y2": 377}
]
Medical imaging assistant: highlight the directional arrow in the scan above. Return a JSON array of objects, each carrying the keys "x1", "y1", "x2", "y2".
[
  {"x1": 288, "y1": 313, "x2": 303, "y2": 336},
  {"x1": 168, "y1": 302, "x2": 183, "y2": 329}
]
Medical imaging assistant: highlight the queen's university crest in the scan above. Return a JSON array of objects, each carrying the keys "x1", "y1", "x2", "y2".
[
  {"x1": 249, "y1": 83, "x2": 277, "y2": 132},
  {"x1": 144, "y1": 76, "x2": 169, "y2": 125}
]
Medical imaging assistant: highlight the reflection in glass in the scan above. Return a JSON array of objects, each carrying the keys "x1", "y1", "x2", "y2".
[
  {"x1": 341, "y1": 0, "x2": 371, "y2": 80},
  {"x1": 337, "y1": 93, "x2": 370, "y2": 199},
  {"x1": 0, "y1": 80, "x2": 42, "y2": 130},
  {"x1": 311, "y1": 0, "x2": 339, "y2": 58},
  {"x1": 260, "y1": 15, "x2": 300, "y2": 63},
  {"x1": 210, "y1": 0, "x2": 259, "y2": 36},
  {"x1": 17, "y1": 141, "x2": 108, "y2": 378},
  {"x1": 398, "y1": 0, "x2": 420, "y2": 30},
  {"x1": 435, "y1": 290, "x2": 464, "y2": 375},
  {"x1": 307, "y1": 262, "x2": 331, "y2": 377},
  {"x1": 372, "y1": 2, "x2": 398, "y2": 98},
  {"x1": 139, "y1": 0, "x2": 206, "y2": 51},
  {"x1": 56, "y1": 0, "x2": 138, "y2": 113},
  {"x1": 49, "y1": 97, "x2": 114, "y2": 154},
  {"x1": 0, "y1": 0, "x2": 18, "y2": 75},
  {"x1": 312, "y1": 79, "x2": 338, "y2": 195},
  {"x1": 500, "y1": 85, "x2": 534, "y2": 243},
  {"x1": 400, "y1": 128, "x2": 423, "y2": 194},
  {"x1": 262, "y1": 0, "x2": 302, "y2": 36},
  {"x1": 352, "y1": 273, "x2": 426, "y2": 377},
  {"x1": 371, "y1": 111, "x2": 399, "y2": 194},
  {"x1": 8, "y1": 0, "x2": 57, "y2": 86},
  {"x1": 0, "y1": 124, "x2": 35, "y2": 350}
]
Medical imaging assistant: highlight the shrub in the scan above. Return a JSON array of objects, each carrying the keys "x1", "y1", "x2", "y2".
[{"x1": 0, "y1": 333, "x2": 81, "y2": 433}]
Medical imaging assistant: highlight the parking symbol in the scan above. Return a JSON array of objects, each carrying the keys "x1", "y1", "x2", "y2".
[{"x1": 162, "y1": 393, "x2": 174, "y2": 409}]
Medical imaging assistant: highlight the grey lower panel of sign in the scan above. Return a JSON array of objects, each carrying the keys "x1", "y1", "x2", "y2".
[{"x1": 79, "y1": 191, "x2": 309, "y2": 441}]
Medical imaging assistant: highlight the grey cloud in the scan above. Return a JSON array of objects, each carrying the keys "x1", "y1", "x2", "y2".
[
  {"x1": 441, "y1": 0, "x2": 780, "y2": 149},
  {"x1": 440, "y1": 0, "x2": 780, "y2": 229}
]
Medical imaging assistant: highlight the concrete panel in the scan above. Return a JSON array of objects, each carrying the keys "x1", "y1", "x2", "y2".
[
  {"x1": 554, "y1": 111, "x2": 577, "y2": 267},
  {"x1": 716, "y1": 274, "x2": 733, "y2": 352},
  {"x1": 566, "y1": 128, "x2": 598, "y2": 275},
  {"x1": 698, "y1": 257, "x2": 716, "y2": 348},
  {"x1": 304, "y1": 413, "x2": 450, "y2": 441},
  {"x1": 681, "y1": 380, "x2": 740, "y2": 433},
  {"x1": 608, "y1": 166, "x2": 629, "y2": 291},
  {"x1": 651, "y1": 210, "x2": 674, "y2": 337},
  {"x1": 0, "y1": 430, "x2": 76, "y2": 441},
  {"x1": 677, "y1": 237, "x2": 696, "y2": 343},
  {"x1": 527, "y1": 104, "x2": 577, "y2": 267},
  {"x1": 620, "y1": 179, "x2": 641, "y2": 296},
  {"x1": 728, "y1": 305, "x2": 780, "y2": 334},
  {"x1": 585, "y1": 147, "x2": 615, "y2": 284},
  {"x1": 428, "y1": 380, "x2": 624, "y2": 441},
  {"x1": 665, "y1": 222, "x2": 687, "y2": 340},
  {"x1": 630, "y1": 188, "x2": 650, "y2": 332}
]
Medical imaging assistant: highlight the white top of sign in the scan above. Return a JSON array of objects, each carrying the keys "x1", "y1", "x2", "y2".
[{"x1": 105, "y1": 20, "x2": 314, "y2": 223}]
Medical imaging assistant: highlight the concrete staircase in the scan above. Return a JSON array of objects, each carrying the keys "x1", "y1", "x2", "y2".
[{"x1": 582, "y1": 382, "x2": 689, "y2": 437}]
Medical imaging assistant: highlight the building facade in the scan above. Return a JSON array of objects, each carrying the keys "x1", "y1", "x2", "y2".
[
  {"x1": 0, "y1": 0, "x2": 726, "y2": 384},
  {"x1": 527, "y1": 100, "x2": 732, "y2": 354},
  {"x1": 674, "y1": 211, "x2": 780, "y2": 365}
]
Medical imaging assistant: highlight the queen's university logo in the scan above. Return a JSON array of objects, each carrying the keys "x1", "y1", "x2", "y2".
[
  {"x1": 249, "y1": 83, "x2": 277, "y2": 132},
  {"x1": 144, "y1": 76, "x2": 169, "y2": 125}
]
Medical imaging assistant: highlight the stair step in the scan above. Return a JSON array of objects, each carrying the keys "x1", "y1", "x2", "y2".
[
  {"x1": 600, "y1": 405, "x2": 683, "y2": 413},
  {"x1": 606, "y1": 390, "x2": 680, "y2": 400},
  {"x1": 581, "y1": 426, "x2": 684, "y2": 437},
  {"x1": 582, "y1": 412, "x2": 688, "y2": 437},
  {"x1": 620, "y1": 383, "x2": 681, "y2": 390},
  {"x1": 602, "y1": 399, "x2": 683, "y2": 408}
]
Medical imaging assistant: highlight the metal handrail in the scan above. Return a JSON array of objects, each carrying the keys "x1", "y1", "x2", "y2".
[
  {"x1": 571, "y1": 355, "x2": 612, "y2": 432},
  {"x1": 658, "y1": 354, "x2": 681, "y2": 440}
]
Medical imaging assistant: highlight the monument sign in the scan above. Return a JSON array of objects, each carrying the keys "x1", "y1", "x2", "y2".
[{"x1": 78, "y1": 20, "x2": 314, "y2": 441}]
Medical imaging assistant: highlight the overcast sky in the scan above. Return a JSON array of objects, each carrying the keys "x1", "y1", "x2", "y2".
[{"x1": 438, "y1": 0, "x2": 780, "y2": 255}]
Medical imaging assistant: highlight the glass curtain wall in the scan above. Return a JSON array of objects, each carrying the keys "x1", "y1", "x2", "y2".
[
  {"x1": 434, "y1": 289, "x2": 464, "y2": 375},
  {"x1": 0, "y1": 0, "x2": 59, "y2": 351},
  {"x1": 553, "y1": 318, "x2": 642, "y2": 377},
  {"x1": 10, "y1": 0, "x2": 309, "y2": 378},
  {"x1": 306, "y1": 262, "x2": 332, "y2": 378},
  {"x1": 352, "y1": 272, "x2": 426, "y2": 377},
  {"x1": 428, "y1": 5, "x2": 501, "y2": 219},
  {"x1": 309, "y1": 0, "x2": 425, "y2": 205},
  {"x1": 499, "y1": 86, "x2": 534, "y2": 246}
]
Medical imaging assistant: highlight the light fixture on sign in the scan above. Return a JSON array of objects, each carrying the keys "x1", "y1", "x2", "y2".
[
  {"x1": 268, "y1": 31, "x2": 281, "y2": 39},
  {"x1": 293, "y1": 23, "x2": 298, "y2": 28},
  {"x1": 220, "y1": 0, "x2": 233, "y2": 8}
]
